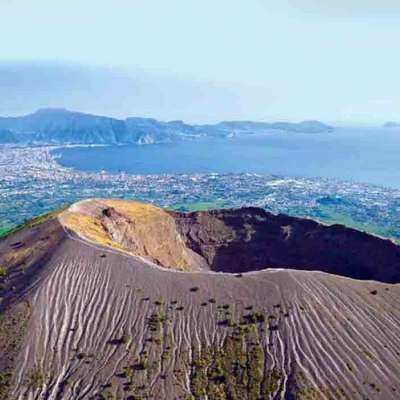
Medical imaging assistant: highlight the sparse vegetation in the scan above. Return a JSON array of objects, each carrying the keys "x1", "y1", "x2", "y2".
[
  {"x1": 121, "y1": 334, "x2": 130, "y2": 345},
  {"x1": 263, "y1": 368, "x2": 283, "y2": 396},
  {"x1": 346, "y1": 361, "x2": 353, "y2": 372},
  {"x1": 2, "y1": 207, "x2": 68, "y2": 239},
  {"x1": 0, "y1": 372, "x2": 11, "y2": 395},
  {"x1": 77, "y1": 352, "x2": 87, "y2": 360},
  {"x1": 189, "y1": 314, "x2": 279, "y2": 399},
  {"x1": 26, "y1": 368, "x2": 47, "y2": 389},
  {"x1": 0, "y1": 267, "x2": 7, "y2": 282},
  {"x1": 147, "y1": 312, "x2": 166, "y2": 346},
  {"x1": 134, "y1": 360, "x2": 148, "y2": 371},
  {"x1": 242, "y1": 311, "x2": 265, "y2": 324},
  {"x1": 369, "y1": 382, "x2": 380, "y2": 392},
  {"x1": 0, "y1": 301, "x2": 30, "y2": 398}
]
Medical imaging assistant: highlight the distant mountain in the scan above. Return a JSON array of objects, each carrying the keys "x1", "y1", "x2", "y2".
[
  {"x1": 384, "y1": 121, "x2": 400, "y2": 128},
  {"x1": 212, "y1": 119, "x2": 333, "y2": 134},
  {"x1": 0, "y1": 108, "x2": 334, "y2": 145}
]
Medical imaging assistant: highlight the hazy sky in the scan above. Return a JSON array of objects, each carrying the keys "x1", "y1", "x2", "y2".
[{"x1": 0, "y1": 0, "x2": 399, "y2": 124}]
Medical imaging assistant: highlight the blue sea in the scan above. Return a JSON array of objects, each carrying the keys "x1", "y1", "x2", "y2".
[{"x1": 53, "y1": 127, "x2": 400, "y2": 189}]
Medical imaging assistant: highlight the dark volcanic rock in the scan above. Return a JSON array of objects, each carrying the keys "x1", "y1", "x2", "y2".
[{"x1": 172, "y1": 207, "x2": 400, "y2": 282}]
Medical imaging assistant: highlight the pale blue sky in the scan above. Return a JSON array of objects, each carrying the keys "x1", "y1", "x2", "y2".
[{"x1": 0, "y1": 0, "x2": 399, "y2": 124}]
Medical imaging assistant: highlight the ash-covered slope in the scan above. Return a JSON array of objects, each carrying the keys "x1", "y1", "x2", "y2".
[{"x1": 0, "y1": 199, "x2": 400, "y2": 399}]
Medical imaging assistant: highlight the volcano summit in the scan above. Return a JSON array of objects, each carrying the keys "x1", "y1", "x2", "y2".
[{"x1": 1, "y1": 199, "x2": 400, "y2": 399}]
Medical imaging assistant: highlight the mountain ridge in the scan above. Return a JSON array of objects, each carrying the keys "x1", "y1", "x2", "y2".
[{"x1": 0, "y1": 108, "x2": 334, "y2": 145}]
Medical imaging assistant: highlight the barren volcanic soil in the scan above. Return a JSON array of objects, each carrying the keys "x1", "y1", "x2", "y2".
[{"x1": 0, "y1": 199, "x2": 400, "y2": 400}]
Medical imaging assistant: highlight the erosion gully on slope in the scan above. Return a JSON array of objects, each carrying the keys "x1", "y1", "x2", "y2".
[{"x1": 0, "y1": 199, "x2": 399, "y2": 399}]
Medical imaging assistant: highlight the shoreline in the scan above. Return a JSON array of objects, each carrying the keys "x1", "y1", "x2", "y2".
[{"x1": 1, "y1": 145, "x2": 399, "y2": 244}]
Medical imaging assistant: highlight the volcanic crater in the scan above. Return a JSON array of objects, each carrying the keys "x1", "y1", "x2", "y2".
[
  {"x1": 63, "y1": 199, "x2": 400, "y2": 281},
  {"x1": 0, "y1": 199, "x2": 400, "y2": 399}
]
